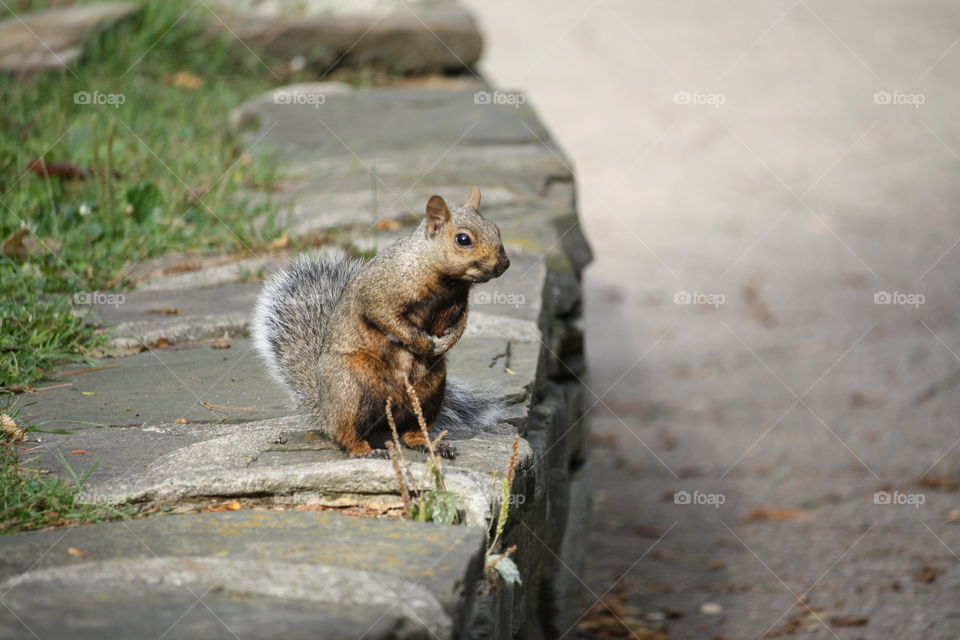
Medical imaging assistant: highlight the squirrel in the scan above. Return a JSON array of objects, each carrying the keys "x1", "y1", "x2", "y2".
[{"x1": 252, "y1": 187, "x2": 511, "y2": 459}]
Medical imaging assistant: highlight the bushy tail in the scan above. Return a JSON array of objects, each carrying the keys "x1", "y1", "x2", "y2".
[
  {"x1": 435, "y1": 376, "x2": 508, "y2": 431},
  {"x1": 252, "y1": 250, "x2": 363, "y2": 388}
]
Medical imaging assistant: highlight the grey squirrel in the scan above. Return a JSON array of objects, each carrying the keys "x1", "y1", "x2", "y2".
[{"x1": 252, "y1": 187, "x2": 510, "y2": 458}]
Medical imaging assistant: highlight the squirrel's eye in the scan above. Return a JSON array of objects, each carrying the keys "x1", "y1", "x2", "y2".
[{"x1": 455, "y1": 233, "x2": 473, "y2": 247}]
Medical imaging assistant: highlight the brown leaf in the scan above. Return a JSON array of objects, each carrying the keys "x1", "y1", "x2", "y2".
[
  {"x1": 1, "y1": 228, "x2": 35, "y2": 258},
  {"x1": 829, "y1": 616, "x2": 868, "y2": 627},
  {"x1": 919, "y1": 474, "x2": 958, "y2": 490},
  {"x1": 28, "y1": 158, "x2": 92, "y2": 180},
  {"x1": 211, "y1": 341, "x2": 231, "y2": 349},
  {"x1": 144, "y1": 308, "x2": 183, "y2": 316},
  {"x1": 742, "y1": 506, "x2": 810, "y2": 524},
  {"x1": 375, "y1": 219, "x2": 401, "y2": 231},
  {"x1": 166, "y1": 70, "x2": 203, "y2": 89},
  {"x1": 225, "y1": 501, "x2": 242, "y2": 511},
  {"x1": 268, "y1": 232, "x2": 290, "y2": 249},
  {"x1": 152, "y1": 337, "x2": 174, "y2": 349},
  {"x1": 914, "y1": 565, "x2": 939, "y2": 583},
  {"x1": 66, "y1": 547, "x2": 86, "y2": 559},
  {"x1": 175, "y1": 418, "x2": 187, "y2": 424}
]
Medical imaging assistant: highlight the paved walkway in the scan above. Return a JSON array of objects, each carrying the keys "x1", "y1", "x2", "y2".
[{"x1": 467, "y1": 1, "x2": 960, "y2": 638}]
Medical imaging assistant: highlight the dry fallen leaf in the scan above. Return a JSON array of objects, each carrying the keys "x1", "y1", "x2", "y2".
[
  {"x1": 375, "y1": 219, "x2": 401, "y2": 231},
  {"x1": 211, "y1": 341, "x2": 231, "y2": 349},
  {"x1": 268, "y1": 232, "x2": 290, "y2": 249},
  {"x1": 66, "y1": 547, "x2": 86, "y2": 559},
  {"x1": 829, "y1": 615, "x2": 868, "y2": 627},
  {"x1": 144, "y1": 308, "x2": 183, "y2": 316},
  {"x1": 175, "y1": 418, "x2": 188, "y2": 424},
  {"x1": 1, "y1": 414, "x2": 25, "y2": 441},
  {"x1": 70, "y1": 449, "x2": 86, "y2": 454},
  {"x1": 153, "y1": 337, "x2": 173, "y2": 349},
  {"x1": 914, "y1": 565, "x2": 939, "y2": 583},
  {"x1": 225, "y1": 501, "x2": 242, "y2": 511},
  {"x1": 742, "y1": 506, "x2": 810, "y2": 524},
  {"x1": 79, "y1": 391, "x2": 97, "y2": 396},
  {"x1": 167, "y1": 70, "x2": 203, "y2": 89}
]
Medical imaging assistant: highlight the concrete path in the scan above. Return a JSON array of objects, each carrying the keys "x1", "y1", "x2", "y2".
[{"x1": 466, "y1": 1, "x2": 960, "y2": 638}]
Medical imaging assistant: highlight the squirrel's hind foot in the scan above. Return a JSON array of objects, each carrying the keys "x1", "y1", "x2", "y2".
[{"x1": 412, "y1": 441, "x2": 459, "y2": 460}]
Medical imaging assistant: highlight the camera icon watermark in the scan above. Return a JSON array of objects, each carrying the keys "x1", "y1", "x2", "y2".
[
  {"x1": 473, "y1": 90, "x2": 526, "y2": 108},
  {"x1": 73, "y1": 91, "x2": 125, "y2": 108},
  {"x1": 873, "y1": 490, "x2": 924, "y2": 508},
  {"x1": 674, "y1": 490, "x2": 725, "y2": 508},
  {"x1": 874, "y1": 291, "x2": 924, "y2": 308},
  {"x1": 673, "y1": 290, "x2": 725, "y2": 308},
  {"x1": 673, "y1": 90, "x2": 725, "y2": 108},
  {"x1": 72, "y1": 291, "x2": 125, "y2": 308},
  {"x1": 873, "y1": 90, "x2": 925, "y2": 108},
  {"x1": 273, "y1": 89, "x2": 326, "y2": 109},
  {"x1": 472, "y1": 290, "x2": 526, "y2": 308}
]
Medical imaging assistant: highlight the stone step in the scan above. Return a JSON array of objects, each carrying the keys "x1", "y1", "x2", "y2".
[
  {"x1": 209, "y1": 0, "x2": 482, "y2": 75},
  {"x1": 0, "y1": 2, "x2": 138, "y2": 74},
  {"x1": 0, "y1": 510, "x2": 486, "y2": 639}
]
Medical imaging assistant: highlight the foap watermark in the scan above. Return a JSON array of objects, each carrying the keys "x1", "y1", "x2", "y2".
[
  {"x1": 674, "y1": 91, "x2": 725, "y2": 108},
  {"x1": 674, "y1": 490, "x2": 725, "y2": 508},
  {"x1": 273, "y1": 89, "x2": 326, "y2": 108},
  {"x1": 74, "y1": 90, "x2": 125, "y2": 108},
  {"x1": 874, "y1": 490, "x2": 925, "y2": 508},
  {"x1": 873, "y1": 90, "x2": 925, "y2": 108},
  {"x1": 472, "y1": 290, "x2": 526, "y2": 308},
  {"x1": 473, "y1": 90, "x2": 526, "y2": 108},
  {"x1": 72, "y1": 291, "x2": 125, "y2": 308},
  {"x1": 674, "y1": 290, "x2": 725, "y2": 308},
  {"x1": 874, "y1": 291, "x2": 924, "y2": 308}
]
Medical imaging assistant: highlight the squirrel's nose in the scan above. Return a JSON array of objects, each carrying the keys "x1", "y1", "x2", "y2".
[{"x1": 496, "y1": 250, "x2": 510, "y2": 275}]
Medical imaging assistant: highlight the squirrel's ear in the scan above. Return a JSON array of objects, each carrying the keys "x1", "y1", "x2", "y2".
[
  {"x1": 425, "y1": 195, "x2": 451, "y2": 237},
  {"x1": 465, "y1": 186, "x2": 481, "y2": 212}
]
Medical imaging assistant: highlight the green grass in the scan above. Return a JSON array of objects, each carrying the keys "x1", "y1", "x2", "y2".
[
  {"x1": 1, "y1": 399, "x2": 132, "y2": 533},
  {"x1": 0, "y1": 0, "x2": 287, "y2": 388}
]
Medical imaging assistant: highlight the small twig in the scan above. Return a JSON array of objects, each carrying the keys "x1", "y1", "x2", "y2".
[
  {"x1": 56, "y1": 363, "x2": 123, "y2": 378},
  {"x1": 385, "y1": 398, "x2": 420, "y2": 495},
  {"x1": 198, "y1": 401, "x2": 256, "y2": 413},
  {"x1": 34, "y1": 382, "x2": 73, "y2": 393}
]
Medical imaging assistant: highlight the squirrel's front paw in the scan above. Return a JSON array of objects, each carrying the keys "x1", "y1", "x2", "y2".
[{"x1": 429, "y1": 332, "x2": 457, "y2": 356}]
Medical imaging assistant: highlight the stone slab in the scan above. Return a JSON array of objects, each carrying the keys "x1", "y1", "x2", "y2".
[
  {"x1": 0, "y1": 510, "x2": 486, "y2": 639},
  {"x1": 24, "y1": 413, "x2": 534, "y2": 527},
  {"x1": 211, "y1": 0, "x2": 482, "y2": 74},
  {"x1": 20, "y1": 338, "x2": 291, "y2": 429},
  {"x1": 0, "y1": 2, "x2": 137, "y2": 73},
  {"x1": 84, "y1": 281, "x2": 262, "y2": 350},
  {"x1": 234, "y1": 86, "x2": 551, "y2": 160}
]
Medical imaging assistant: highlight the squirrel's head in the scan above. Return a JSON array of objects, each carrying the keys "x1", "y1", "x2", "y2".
[{"x1": 421, "y1": 187, "x2": 510, "y2": 284}]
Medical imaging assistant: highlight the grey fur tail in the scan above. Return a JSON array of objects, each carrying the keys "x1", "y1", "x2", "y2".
[
  {"x1": 252, "y1": 250, "x2": 363, "y2": 390},
  {"x1": 435, "y1": 376, "x2": 508, "y2": 431},
  {"x1": 252, "y1": 250, "x2": 507, "y2": 431}
]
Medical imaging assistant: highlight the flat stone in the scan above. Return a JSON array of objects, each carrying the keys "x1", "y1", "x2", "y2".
[
  {"x1": 20, "y1": 338, "x2": 292, "y2": 429},
  {"x1": 48, "y1": 412, "x2": 532, "y2": 527},
  {"x1": 234, "y1": 87, "x2": 551, "y2": 160},
  {"x1": 211, "y1": 0, "x2": 482, "y2": 75},
  {"x1": 0, "y1": 2, "x2": 137, "y2": 73},
  {"x1": 0, "y1": 510, "x2": 486, "y2": 639},
  {"x1": 84, "y1": 281, "x2": 262, "y2": 350}
]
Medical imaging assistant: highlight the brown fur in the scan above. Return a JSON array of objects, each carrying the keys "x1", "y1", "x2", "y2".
[{"x1": 304, "y1": 188, "x2": 509, "y2": 457}]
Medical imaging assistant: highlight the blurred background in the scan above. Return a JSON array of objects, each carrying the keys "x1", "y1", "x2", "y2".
[
  {"x1": 465, "y1": 1, "x2": 960, "y2": 638},
  {"x1": 1, "y1": 0, "x2": 959, "y2": 637}
]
